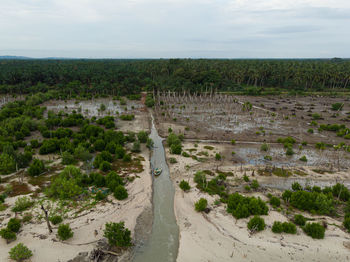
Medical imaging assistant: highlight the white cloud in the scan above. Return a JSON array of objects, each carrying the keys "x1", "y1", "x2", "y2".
[{"x1": 0, "y1": 0, "x2": 349, "y2": 57}]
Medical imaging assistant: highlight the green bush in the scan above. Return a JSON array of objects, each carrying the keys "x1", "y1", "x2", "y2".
[
  {"x1": 282, "y1": 222, "x2": 297, "y2": 234},
  {"x1": 179, "y1": 180, "x2": 191, "y2": 191},
  {"x1": 57, "y1": 224, "x2": 74, "y2": 241},
  {"x1": 307, "y1": 128, "x2": 314, "y2": 134},
  {"x1": 49, "y1": 215, "x2": 63, "y2": 225},
  {"x1": 132, "y1": 141, "x2": 141, "y2": 153},
  {"x1": 95, "y1": 191, "x2": 107, "y2": 201},
  {"x1": 243, "y1": 175, "x2": 250, "y2": 182},
  {"x1": 247, "y1": 216, "x2": 265, "y2": 232},
  {"x1": 170, "y1": 144, "x2": 182, "y2": 154},
  {"x1": 294, "y1": 214, "x2": 307, "y2": 226},
  {"x1": 114, "y1": 185, "x2": 128, "y2": 200},
  {"x1": 28, "y1": 159, "x2": 45, "y2": 177},
  {"x1": 290, "y1": 190, "x2": 334, "y2": 215},
  {"x1": 137, "y1": 131, "x2": 148, "y2": 143},
  {"x1": 104, "y1": 221, "x2": 131, "y2": 247},
  {"x1": 169, "y1": 157, "x2": 177, "y2": 164},
  {"x1": 299, "y1": 156, "x2": 307, "y2": 162},
  {"x1": 269, "y1": 196, "x2": 281, "y2": 207},
  {"x1": 215, "y1": 153, "x2": 222, "y2": 161},
  {"x1": 303, "y1": 222, "x2": 325, "y2": 239},
  {"x1": 260, "y1": 143, "x2": 269, "y2": 151},
  {"x1": 272, "y1": 221, "x2": 283, "y2": 233},
  {"x1": 227, "y1": 193, "x2": 268, "y2": 219},
  {"x1": 99, "y1": 161, "x2": 112, "y2": 172},
  {"x1": 122, "y1": 154, "x2": 131, "y2": 162},
  {"x1": 195, "y1": 198, "x2": 208, "y2": 212},
  {"x1": 343, "y1": 217, "x2": 350, "y2": 232},
  {"x1": 292, "y1": 182, "x2": 302, "y2": 191},
  {"x1": 7, "y1": 218, "x2": 21, "y2": 233},
  {"x1": 264, "y1": 155, "x2": 272, "y2": 161},
  {"x1": 331, "y1": 102, "x2": 343, "y2": 111},
  {"x1": 61, "y1": 151, "x2": 76, "y2": 165},
  {"x1": 312, "y1": 113, "x2": 321, "y2": 120},
  {"x1": 9, "y1": 243, "x2": 33, "y2": 261},
  {"x1": 0, "y1": 228, "x2": 16, "y2": 241},
  {"x1": 251, "y1": 180, "x2": 259, "y2": 190},
  {"x1": 12, "y1": 197, "x2": 34, "y2": 212},
  {"x1": 286, "y1": 147, "x2": 294, "y2": 156}
]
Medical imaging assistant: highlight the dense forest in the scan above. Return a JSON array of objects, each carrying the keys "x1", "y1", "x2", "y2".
[{"x1": 0, "y1": 59, "x2": 350, "y2": 95}]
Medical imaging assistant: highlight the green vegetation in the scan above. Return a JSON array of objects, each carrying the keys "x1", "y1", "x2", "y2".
[
  {"x1": 104, "y1": 221, "x2": 132, "y2": 247},
  {"x1": 269, "y1": 196, "x2": 281, "y2": 208},
  {"x1": 195, "y1": 198, "x2": 208, "y2": 212},
  {"x1": 57, "y1": 224, "x2": 74, "y2": 241},
  {"x1": 179, "y1": 180, "x2": 191, "y2": 191},
  {"x1": 9, "y1": 243, "x2": 33, "y2": 261},
  {"x1": 28, "y1": 159, "x2": 45, "y2": 177},
  {"x1": 331, "y1": 102, "x2": 344, "y2": 111},
  {"x1": 303, "y1": 222, "x2": 325, "y2": 239},
  {"x1": 12, "y1": 196, "x2": 34, "y2": 212},
  {"x1": 7, "y1": 218, "x2": 21, "y2": 233},
  {"x1": 227, "y1": 193, "x2": 268, "y2": 219},
  {"x1": 260, "y1": 143, "x2": 269, "y2": 152},
  {"x1": 49, "y1": 215, "x2": 63, "y2": 225},
  {"x1": 272, "y1": 221, "x2": 296, "y2": 234},
  {"x1": 247, "y1": 216, "x2": 265, "y2": 232},
  {"x1": 294, "y1": 214, "x2": 307, "y2": 226},
  {"x1": 194, "y1": 171, "x2": 226, "y2": 196},
  {"x1": 167, "y1": 133, "x2": 182, "y2": 155},
  {"x1": 114, "y1": 185, "x2": 128, "y2": 200}
]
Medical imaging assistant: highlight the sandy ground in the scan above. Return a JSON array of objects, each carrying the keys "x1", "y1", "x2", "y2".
[
  {"x1": 0, "y1": 149, "x2": 152, "y2": 262},
  {"x1": 166, "y1": 142, "x2": 350, "y2": 262}
]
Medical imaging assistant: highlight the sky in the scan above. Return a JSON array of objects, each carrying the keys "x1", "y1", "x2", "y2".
[{"x1": 0, "y1": 0, "x2": 349, "y2": 58}]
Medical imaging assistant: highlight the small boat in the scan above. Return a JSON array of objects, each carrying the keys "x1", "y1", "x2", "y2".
[{"x1": 154, "y1": 167, "x2": 162, "y2": 176}]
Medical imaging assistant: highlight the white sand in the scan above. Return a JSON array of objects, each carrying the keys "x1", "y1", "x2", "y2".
[
  {"x1": 167, "y1": 142, "x2": 350, "y2": 262},
  {"x1": 0, "y1": 150, "x2": 152, "y2": 262}
]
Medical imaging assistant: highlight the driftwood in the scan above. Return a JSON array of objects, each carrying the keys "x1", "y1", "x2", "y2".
[{"x1": 41, "y1": 204, "x2": 52, "y2": 233}]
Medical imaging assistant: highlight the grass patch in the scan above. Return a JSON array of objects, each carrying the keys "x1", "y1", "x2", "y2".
[{"x1": 203, "y1": 146, "x2": 214, "y2": 150}]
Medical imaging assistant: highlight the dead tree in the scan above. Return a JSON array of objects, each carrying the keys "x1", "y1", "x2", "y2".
[{"x1": 41, "y1": 204, "x2": 52, "y2": 233}]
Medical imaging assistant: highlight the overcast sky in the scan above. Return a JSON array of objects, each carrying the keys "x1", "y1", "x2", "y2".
[{"x1": 0, "y1": 0, "x2": 349, "y2": 58}]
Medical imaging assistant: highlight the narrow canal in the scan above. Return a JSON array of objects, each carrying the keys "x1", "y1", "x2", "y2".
[{"x1": 133, "y1": 115, "x2": 179, "y2": 262}]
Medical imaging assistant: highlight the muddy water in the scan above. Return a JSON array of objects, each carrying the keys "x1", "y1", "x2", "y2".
[{"x1": 133, "y1": 116, "x2": 179, "y2": 262}]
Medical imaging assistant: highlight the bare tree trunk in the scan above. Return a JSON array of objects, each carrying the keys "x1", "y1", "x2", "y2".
[{"x1": 41, "y1": 205, "x2": 52, "y2": 233}]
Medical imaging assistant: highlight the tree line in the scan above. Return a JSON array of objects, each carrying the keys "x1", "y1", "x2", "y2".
[{"x1": 0, "y1": 59, "x2": 349, "y2": 96}]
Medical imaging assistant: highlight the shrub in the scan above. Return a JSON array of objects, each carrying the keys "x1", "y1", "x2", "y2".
[
  {"x1": 99, "y1": 161, "x2": 112, "y2": 172},
  {"x1": 282, "y1": 222, "x2": 297, "y2": 234},
  {"x1": 57, "y1": 224, "x2": 74, "y2": 241},
  {"x1": 299, "y1": 156, "x2": 307, "y2": 162},
  {"x1": 12, "y1": 197, "x2": 34, "y2": 212},
  {"x1": 28, "y1": 159, "x2": 45, "y2": 177},
  {"x1": 195, "y1": 198, "x2": 208, "y2": 212},
  {"x1": 251, "y1": 180, "x2": 259, "y2": 190},
  {"x1": 95, "y1": 191, "x2": 107, "y2": 201},
  {"x1": 169, "y1": 157, "x2": 177, "y2": 164},
  {"x1": 215, "y1": 153, "x2": 222, "y2": 160},
  {"x1": 137, "y1": 131, "x2": 148, "y2": 143},
  {"x1": 292, "y1": 182, "x2": 302, "y2": 191},
  {"x1": 282, "y1": 190, "x2": 292, "y2": 202},
  {"x1": 264, "y1": 155, "x2": 272, "y2": 161},
  {"x1": 131, "y1": 141, "x2": 141, "y2": 153},
  {"x1": 260, "y1": 143, "x2": 269, "y2": 151},
  {"x1": 0, "y1": 153, "x2": 16, "y2": 175},
  {"x1": 269, "y1": 196, "x2": 281, "y2": 207},
  {"x1": 61, "y1": 151, "x2": 76, "y2": 165},
  {"x1": 179, "y1": 180, "x2": 191, "y2": 191},
  {"x1": 227, "y1": 193, "x2": 268, "y2": 219},
  {"x1": 303, "y1": 222, "x2": 325, "y2": 239},
  {"x1": 104, "y1": 221, "x2": 132, "y2": 247},
  {"x1": 272, "y1": 221, "x2": 283, "y2": 233},
  {"x1": 114, "y1": 185, "x2": 128, "y2": 200},
  {"x1": 146, "y1": 138, "x2": 154, "y2": 149},
  {"x1": 294, "y1": 214, "x2": 307, "y2": 226},
  {"x1": 343, "y1": 217, "x2": 350, "y2": 232},
  {"x1": 0, "y1": 228, "x2": 16, "y2": 241},
  {"x1": 312, "y1": 113, "x2": 321, "y2": 120},
  {"x1": 123, "y1": 154, "x2": 131, "y2": 162},
  {"x1": 231, "y1": 139, "x2": 236, "y2": 145},
  {"x1": 49, "y1": 215, "x2": 63, "y2": 225},
  {"x1": 170, "y1": 143, "x2": 181, "y2": 154},
  {"x1": 286, "y1": 147, "x2": 294, "y2": 156},
  {"x1": 7, "y1": 218, "x2": 21, "y2": 233},
  {"x1": 243, "y1": 174, "x2": 250, "y2": 182},
  {"x1": 290, "y1": 190, "x2": 334, "y2": 215},
  {"x1": 247, "y1": 216, "x2": 265, "y2": 232},
  {"x1": 9, "y1": 243, "x2": 33, "y2": 261},
  {"x1": 331, "y1": 102, "x2": 343, "y2": 111},
  {"x1": 307, "y1": 128, "x2": 314, "y2": 134}
]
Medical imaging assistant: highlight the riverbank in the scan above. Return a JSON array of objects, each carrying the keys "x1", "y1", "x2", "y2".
[{"x1": 166, "y1": 141, "x2": 350, "y2": 262}]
